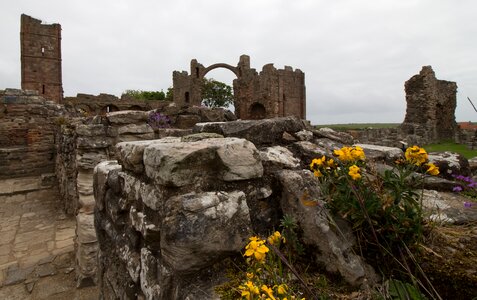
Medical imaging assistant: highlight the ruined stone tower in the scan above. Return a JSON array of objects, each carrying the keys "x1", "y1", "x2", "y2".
[
  {"x1": 21, "y1": 14, "x2": 63, "y2": 103},
  {"x1": 400, "y1": 66, "x2": 457, "y2": 143}
]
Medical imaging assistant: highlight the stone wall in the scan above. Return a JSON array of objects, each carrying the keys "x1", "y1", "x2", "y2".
[
  {"x1": 55, "y1": 106, "x2": 237, "y2": 286},
  {"x1": 63, "y1": 93, "x2": 170, "y2": 117},
  {"x1": 401, "y1": 66, "x2": 458, "y2": 144},
  {"x1": 345, "y1": 128, "x2": 402, "y2": 147},
  {"x1": 93, "y1": 117, "x2": 378, "y2": 299},
  {"x1": 0, "y1": 89, "x2": 63, "y2": 180},
  {"x1": 20, "y1": 14, "x2": 63, "y2": 104},
  {"x1": 173, "y1": 55, "x2": 306, "y2": 120}
]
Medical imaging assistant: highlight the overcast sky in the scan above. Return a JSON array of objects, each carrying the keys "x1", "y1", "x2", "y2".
[{"x1": 1, "y1": 0, "x2": 476, "y2": 124}]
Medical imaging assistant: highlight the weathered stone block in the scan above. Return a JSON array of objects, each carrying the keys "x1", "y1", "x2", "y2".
[
  {"x1": 76, "y1": 124, "x2": 106, "y2": 136},
  {"x1": 140, "y1": 248, "x2": 161, "y2": 299},
  {"x1": 355, "y1": 144, "x2": 403, "y2": 163},
  {"x1": 175, "y1": 114, "x2": 201, "y2": 129},
  {"x1": 161, "y1": 191, "x2": 252, "y2": 273},
  {"x1": 116, "y1": 138, "x2": 180, "y2": 174},
  {"x1": 278, "y1": 169, "x2": 378, "y2": 286},
  {"x1": 259, "y1": 146, "x2": 300, "y2": 169},
  {"x1": 76, "y1": 151, "x2": 108, "y2": 169},
  {"x1": 93, "y1": 160, "x2": 121, "y2": 212},
  {"x1": 107, "y1": 110, "x2": 149, "y2": 124},
  {"x1": 117, "y1": 124, "x2": 154, "y2": 135},
  {"x1": 143, "y1": 137, "x2": 263, "y2": 187},
  {"x1": 76, "y1": 212, "x2": 97, "y2": 243},
  {"x1": 192, "y1": 116, "x2": 307, "y2": 146}
]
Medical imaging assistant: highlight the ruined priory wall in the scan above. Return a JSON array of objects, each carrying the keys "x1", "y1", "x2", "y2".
[
  {"x1": 93, "y1": 137, "x2": 260, "y2": 299},
  {"x1": 0, "y1": 89, "x2": 63, "y2": 179},
  {"x1": 93, "y1": 117, "x2": 378, "y2": 298},
  {"x1": 55, "y1": 107, "x2": 236, "y2": 286},
  {"x1": 401, "y1": 66, "x2": 457, "y2": 143},
  {"x1": 64, "y1": 93, "x2": 170, "y2": 116}
]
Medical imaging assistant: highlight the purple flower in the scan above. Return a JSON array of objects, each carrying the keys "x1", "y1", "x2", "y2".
[
  {"x1": 148, "y1": 112, "x2": 171, "y2": 129},
  {"x1": 468, "y1": 182, "x2": 477, "y2": 188},
  {"x1": 464, "y1": 202, "x2": 473, "y2": 208},
  {"x1": 453, "y1": 186, "x2": 463, "y2": 192}
]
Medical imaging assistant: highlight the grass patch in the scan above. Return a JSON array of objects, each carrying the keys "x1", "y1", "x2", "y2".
[
  {"x1": 423, "y1": 142, "x2": 477, "y2": 159},
  {"x1": 314, "y1": 123, "x2": 400, "y2": 130}
]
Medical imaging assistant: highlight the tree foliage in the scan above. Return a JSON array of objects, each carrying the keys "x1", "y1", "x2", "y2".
[
  {"x1": 201, "y1": 78, "x2": 234, "y2": 108},
  {"x1": 165, "y1": 87, "x2": 173, "y2": 101},
  {"x1": 122, "y1": 89, "x2": 166, "y2": 101}
]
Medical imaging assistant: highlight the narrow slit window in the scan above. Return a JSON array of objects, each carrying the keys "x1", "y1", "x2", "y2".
[
  {"x1": 42, "y1": 84, "x2": 45, "y2": 94},
  {"x1": 41, "y1": 47, "x2": 45, "y2": 56}
]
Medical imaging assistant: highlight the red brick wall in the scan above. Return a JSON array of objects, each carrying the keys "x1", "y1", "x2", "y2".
[{"x1": 0, "y1": 89, "x2": 62, "y2": 179}]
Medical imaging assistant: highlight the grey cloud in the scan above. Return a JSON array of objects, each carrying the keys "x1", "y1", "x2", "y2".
[{"x1": 1, "y1": 0, "x2": 476, "y2": 125}]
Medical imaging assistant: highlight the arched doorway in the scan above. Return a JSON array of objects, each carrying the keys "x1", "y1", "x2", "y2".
[
  {"x1": 200, "y1": 68, "x2": 236, "y2": 111},
  {"x1": 249, "y1": 102, "x2": 266, "y2": 119}
]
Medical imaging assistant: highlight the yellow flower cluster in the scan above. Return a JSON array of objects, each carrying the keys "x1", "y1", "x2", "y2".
[
  {"x1": 267, "y1": 231, "x2": 285, "y2": 245},
  {"x1": 426, "y1": 163, "x2": 439, "y2": 176},
  {"x1": 404, "y1": 146, "x2": 440, "y2": 175},
  {"x1": 240, "y1": 232, "x2": 305, "y2": 300},
  {"x1": 348, "y1": 165, "x2": 361, "y2": 180},
  {"x1": 309, "y1": 155, "x2": 335, "y2": 177},
  {"x1": 244, "y1": 236, "x2": 269, "y2": 262},
  {"x1": 239, "y1": 281, "x2": 259, "y2": 299},
  {"x1": 333, "y1": 146, "x2": 365, "y2": 162},
  {"x1": 404, "y1": 145, "x2": 428, "y2": 166},
  {"x1": 239, "y1": 282, "x2": 291, "y2": 300}
]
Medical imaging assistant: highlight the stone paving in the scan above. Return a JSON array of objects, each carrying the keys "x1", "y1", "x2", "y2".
[{"x1": 0, "y1": 176, "x2": 98, "y2": 298}]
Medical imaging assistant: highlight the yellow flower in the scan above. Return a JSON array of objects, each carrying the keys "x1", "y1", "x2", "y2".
[
  {"x1": 333, "y1": 148, "x2": 348, "y2": 161},
  {"x1": 351, "y1": 146, "x2": 366, "y2": 160},
  {"x1": 267, "y1": 231, "x2": 282, "y2": 245},
  {"x1": 310, "y1": 156, "x2": 325, "y2": 170},
  {"x1": 239, "y1": 281, "x2": 260, "y2": 299},
  {"x1": 246, "y1": 272, "x2": 254, "y2": 279},
  {"x1": 334, "y1": 146, "x2": 366, "y2": 162},
  {"x1": 405, "y1": 146, "x2": 428, "y2": 166},
  {"x1": 348, "y1": 165, "x2": 361, "y2": 180},
  {"x1": 426, "y1": 163, "x2": 439, "y2": 176},
  {"x1": 276, "y1": 284, "x2": 287, "y2": 294},
  {"x1": 261, "y1": 285, "x2": 276, "y2": 300},
  {"x1": 244, "y1": 236, "x2": 269, "y2": 262},
  {"x1": 326, "y1": 158, "x2": 335, "y2": 168},
  {"x1": 313, "y1": 169, "x2": 323, "y2": 178}
]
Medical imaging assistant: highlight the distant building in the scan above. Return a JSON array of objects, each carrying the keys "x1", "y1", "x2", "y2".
[
  {"x1": 21, "y1": 14, "x2": 63, "y2": 104},
  {"x1": 173, "y1": 55, "x2": 306, "y2": 120}
]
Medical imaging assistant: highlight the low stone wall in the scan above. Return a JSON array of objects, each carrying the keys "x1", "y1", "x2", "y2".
[
  {"x1": 55, "y1": 107, "x2": 238, "y2": 286},
  {"x1": 346, "y1": 128, "x2": 402, "y2": 147},
  {"x1": 63, "y1": 93, "x2": 169, "y2": 116},
  {"x1": 0, "y1": 89, "x2": 63, "y2": 179},
  {"x1": 93, "y1": 117, "x2": 378, "y2": 299}
]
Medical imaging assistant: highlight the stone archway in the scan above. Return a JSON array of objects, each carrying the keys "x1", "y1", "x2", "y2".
[
  {"x1": 171, "y1": 55, "x2": 306, "y2": 120},
  {"x1": 202, "y1": 63, "x2": 240, "y2": 78},
  {"x1": 172, "y1": 56, "x2": 249, "y2": 108}
]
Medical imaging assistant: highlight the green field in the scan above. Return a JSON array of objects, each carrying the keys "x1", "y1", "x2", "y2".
[
  {"x1": 314, "y1": 123, "x2": 400, "y2": 130},
  {"x1": 423, "y1": 142, "x2": 477, "y2": 159}
]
